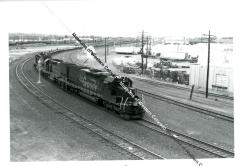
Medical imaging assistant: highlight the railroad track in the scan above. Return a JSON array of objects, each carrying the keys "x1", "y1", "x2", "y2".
[
  {"x1": 136, "y1": 120, "x2": 234, "y2": 158},
  {"x1": 15, "y1": 57, "x2": 165, "y2": 160},
  {"x1": 133, "y1": 77, "x2": 234, "y2": 100},
  {"x1": 136, "y1": 89, "x2": 234, "y2": 123}
]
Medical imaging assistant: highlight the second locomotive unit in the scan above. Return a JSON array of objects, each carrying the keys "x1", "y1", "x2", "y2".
[{"x1": 34, "y1": 51, "x2": 145, "y2": 119}]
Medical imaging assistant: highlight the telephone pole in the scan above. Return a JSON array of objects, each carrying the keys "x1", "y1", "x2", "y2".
[
  {"x1": 141, "y1": 30, "x2": 144, "y2": 75},
  {"x1": 203, "y1": 30, "x2": 215, "y2": 98},
  {"x1": 145, "y1": 35, "x2": 149, "y2": 71},
  {"x1": 104, "y1": 38, "x2": 107, "y2": 63},
  {"x1": 206, "y1": 31, "x2": 210, "y2": 98}
]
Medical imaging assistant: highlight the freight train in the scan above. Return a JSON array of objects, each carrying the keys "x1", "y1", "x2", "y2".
[{"x1": 34, "y1": 51, "x2": 145, "y2": 119}]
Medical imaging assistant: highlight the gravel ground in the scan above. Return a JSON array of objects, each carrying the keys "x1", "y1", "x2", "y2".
[{"x1": 141, "y1": 94, "x2": 234, "y2": 151}]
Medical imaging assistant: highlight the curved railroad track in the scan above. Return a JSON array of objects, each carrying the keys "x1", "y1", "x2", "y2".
[
  {"x1": 15, "y1": 57, "x2": 165, "y2": 160},
  {"x1": 133, "y1": 77, "x2": 233, "y2": 100},
  {"x1": 136, "y1": 119, "x2": 234, "y2": 158},
  {"x1": 136, "y1": 89, "x2": 234, "y2": 123}
]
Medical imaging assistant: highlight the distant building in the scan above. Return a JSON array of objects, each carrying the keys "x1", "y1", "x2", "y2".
[
  {"x1": 162, "y1": 36, "x2": 188, "y2": 45},
  {"x1": 189, "y1": 64, "x2": 233, "y2": 93},
  {"x1": 215, "y1": 37, "x2": 233, "y2": 44}
]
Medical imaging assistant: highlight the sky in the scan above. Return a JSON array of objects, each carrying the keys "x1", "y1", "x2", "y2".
[{"x1": 0, "y1": 0, "x2": 239, "y2": 38}]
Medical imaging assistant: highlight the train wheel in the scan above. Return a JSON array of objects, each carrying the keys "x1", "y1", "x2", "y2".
[
  {"x1": 96, "y1": 99, "x2": 104, "y2": 106},
  {"x1": 124, "y1": 114, "x2": 131, "y2": 120},
  {"x1": 120, "y1": 113, "x2": 124, "y2": 118},
  {"x1": 114, "y1": 106, "x2": 120, "y2": 114}
]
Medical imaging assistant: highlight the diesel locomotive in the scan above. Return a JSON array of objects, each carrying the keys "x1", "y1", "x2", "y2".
[{"x1": 34, "y1": 51, "x2": 145, "y2": 119}]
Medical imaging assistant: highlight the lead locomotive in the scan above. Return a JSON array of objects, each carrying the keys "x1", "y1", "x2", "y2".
[{"x1": 34, "y1": 51, "x2": 145, "y2": 119}]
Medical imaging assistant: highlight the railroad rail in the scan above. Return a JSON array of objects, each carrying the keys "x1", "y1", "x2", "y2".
[
  {"x1": 15, "y1": 57, "x2": 165, "y2": 160},
  {"x1": 133, "y1": 77, "x2": 233, "y2": 100},
  {"x1": 136, "y1": 89, "x2": 234, "y2": 123},
  {"x1": 136, "y1": 120, "x2": 234, "y2": 158}
]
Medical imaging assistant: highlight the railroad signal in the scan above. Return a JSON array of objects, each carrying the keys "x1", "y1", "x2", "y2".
[{"x1": 37, "y1": 59, "x2": 42, "y2": 84}]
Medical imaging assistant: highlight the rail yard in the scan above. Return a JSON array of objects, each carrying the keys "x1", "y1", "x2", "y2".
[
  {"x1": 10, "y1": 39, "x2": 234, "y2": 163},
  {"x1": 3, "y1": 0, "x2": 239, "y2": 165}
]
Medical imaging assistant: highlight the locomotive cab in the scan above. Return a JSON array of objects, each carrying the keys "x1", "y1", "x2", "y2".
[{"x1": 112, "y1": 76, "x2": 132, "y2": 87}]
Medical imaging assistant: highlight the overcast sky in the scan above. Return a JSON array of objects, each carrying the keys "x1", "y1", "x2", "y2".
[{"x1": 0, "y1": 0, "x2": 238, "y2": 37}]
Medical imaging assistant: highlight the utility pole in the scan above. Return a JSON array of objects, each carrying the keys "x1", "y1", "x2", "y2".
[
  {"x1": 205, "y1": 30, "x2": 211, "y2": 98},
  {"x1": 145, "y1": 35, "x2": 149, "y2": 72},
  {"x1": 203, "y1": 30, "x2": 215, "y2": 98},
  {"x1": 149, "y1": 37, "x2": 152, "y2": 54},
  {"x1": 141, "y1": 30, "x2": 144, "y2": 75},
  {"x1": 93, "y1": 36, "x2": 95, "y2": 45},
  {"x1": 104, "y1": 38, "x2": 107, "y2": 63},
  {"x1": 107, "y1": 40, "x2": 109, "y2": 55}
]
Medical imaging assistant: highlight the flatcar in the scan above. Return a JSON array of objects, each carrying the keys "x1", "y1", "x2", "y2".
[{"x1": 34, "y1": 51, "x2": 145, "y2": 119}]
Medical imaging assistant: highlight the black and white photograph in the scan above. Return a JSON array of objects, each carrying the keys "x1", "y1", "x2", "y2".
[{"x1": 0, "y1": 0, "x2": 239, "y2": 166}]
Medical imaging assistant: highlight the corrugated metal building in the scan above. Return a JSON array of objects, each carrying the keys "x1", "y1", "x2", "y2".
[{"x1": 189, "y1": 64, "x2": 233, "y2": 93}]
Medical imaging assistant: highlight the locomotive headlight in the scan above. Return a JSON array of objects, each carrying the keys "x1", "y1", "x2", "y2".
[{"x1": 133, "y1": 100, "x2": 138, "y2": 106}]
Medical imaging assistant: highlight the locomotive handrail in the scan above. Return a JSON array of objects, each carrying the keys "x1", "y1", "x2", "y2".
[
  {"x1": 120, "y1": 97, "x2": 124, "y2": 110},
  {"x1": 123, "y1": 97, "x2": 129, "y2": 111}
]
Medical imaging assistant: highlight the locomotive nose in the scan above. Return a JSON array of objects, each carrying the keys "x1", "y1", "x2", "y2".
[
  {"x1": 129, "y1": 105, "x2": 144, "y2": 114},
  {"x1": 128, "y1": 105, "x2": 145, "y2": 119}
]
